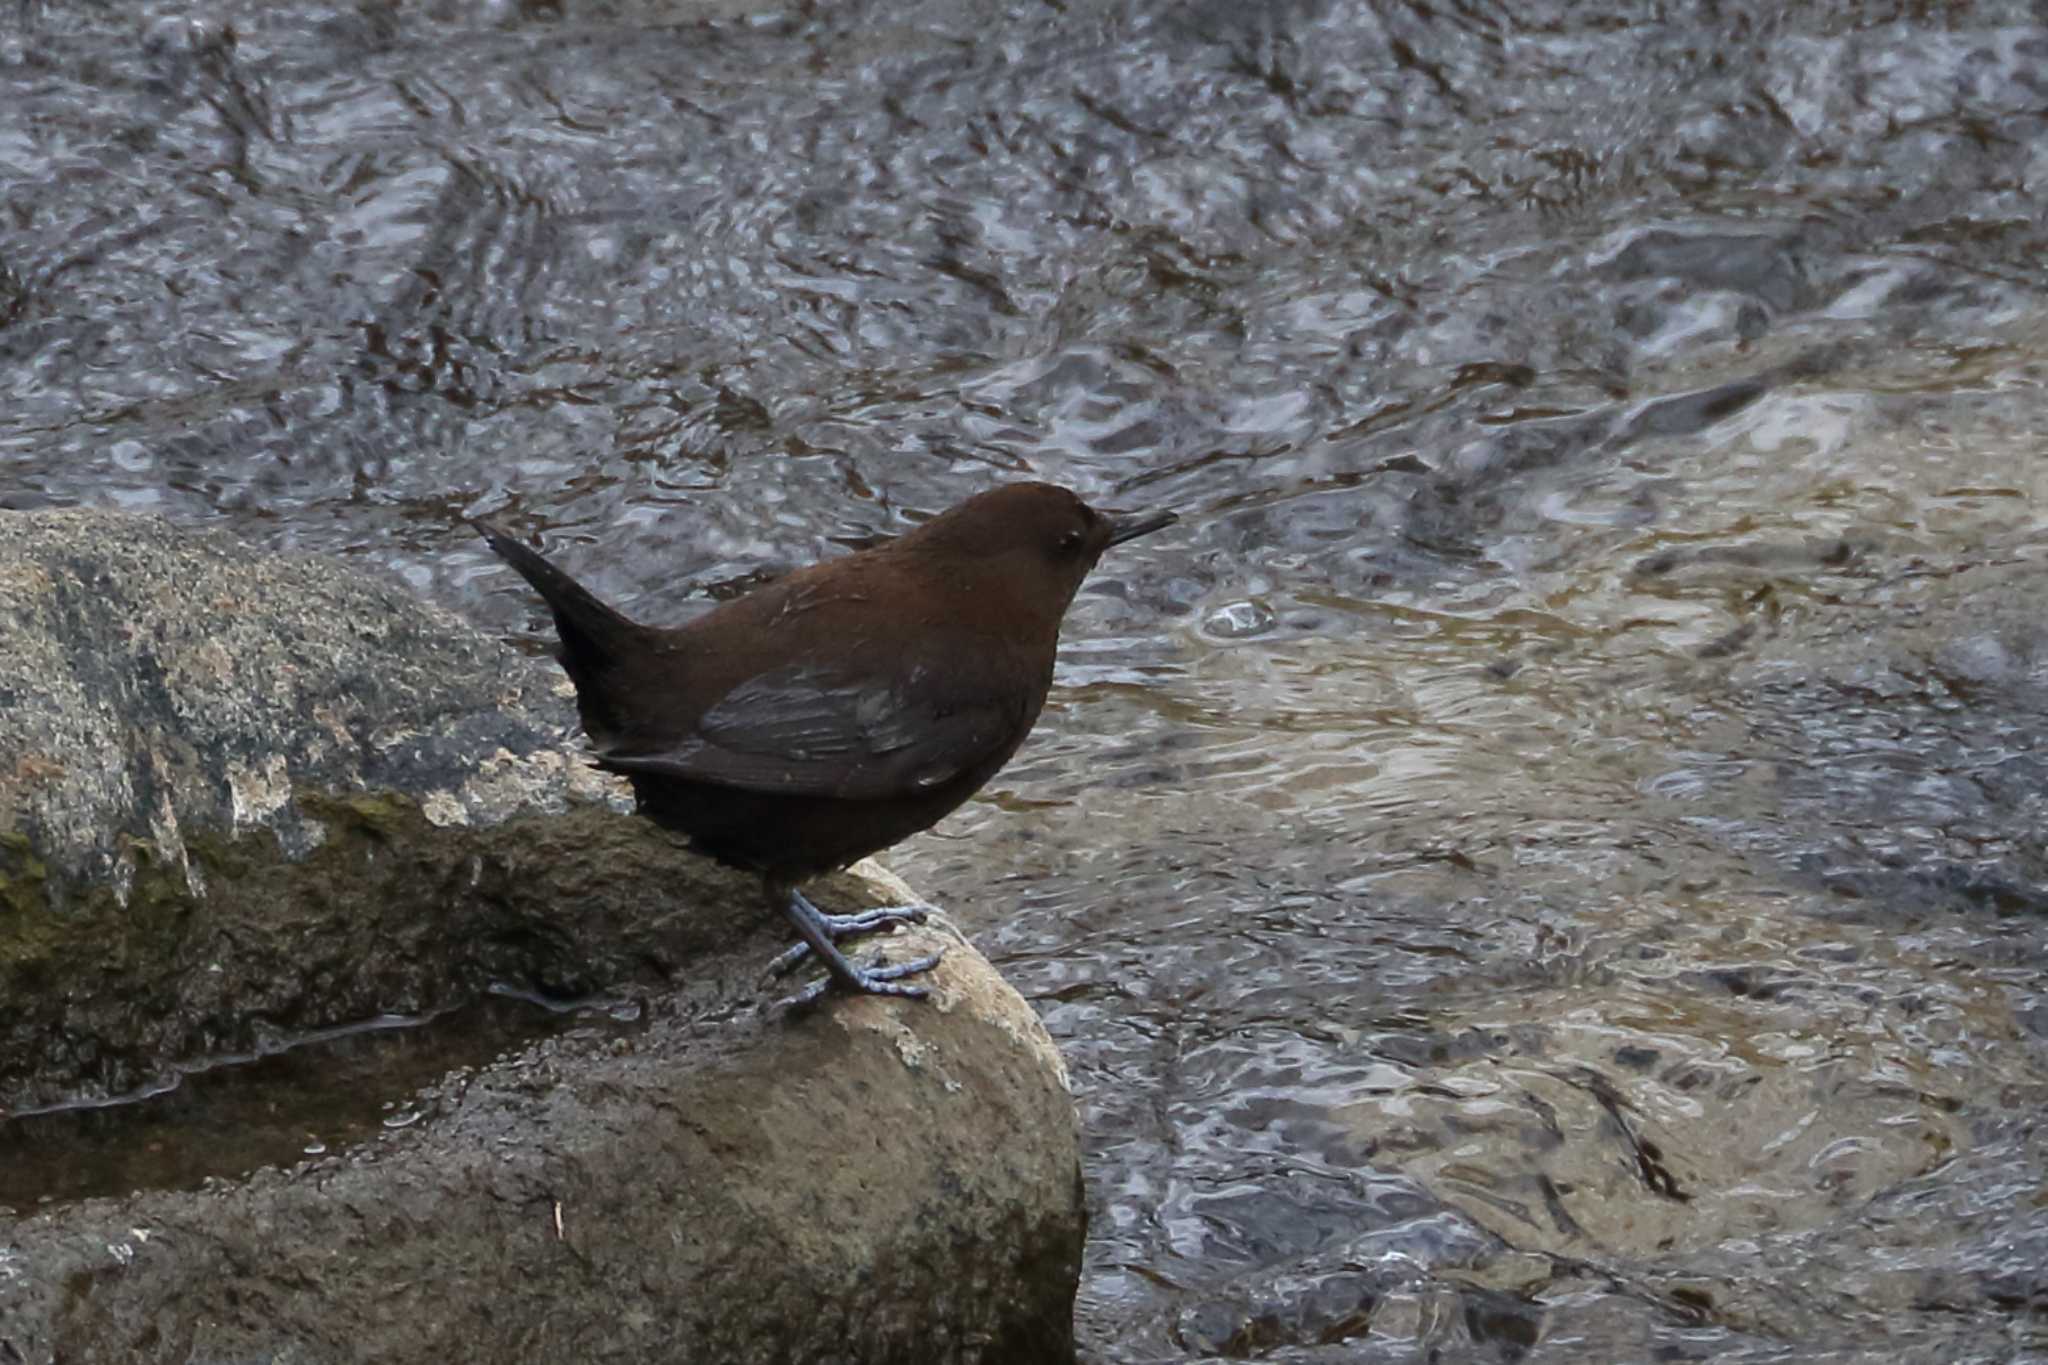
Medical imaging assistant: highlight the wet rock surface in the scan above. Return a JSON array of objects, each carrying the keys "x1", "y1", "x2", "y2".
[
  {"x1": 2, "y1": 928, "x2": 1084, "y2": 1365},
  {"x1": 1, "y1": 505, "x2": 643, "y2": 1110},
  {"x1": 0, "y1": 510, "x2": 1085, "y2": 1363}
]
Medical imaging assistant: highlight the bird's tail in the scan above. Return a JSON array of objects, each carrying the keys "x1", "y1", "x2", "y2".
[{"x1": 474, "y1": 518, "x2": 653, "y2": 742}]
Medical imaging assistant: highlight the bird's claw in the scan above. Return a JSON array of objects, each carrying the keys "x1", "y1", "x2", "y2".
[
  {"x1": 764, "y1": 902, "x2": 929, "y2": 979},
  {"x1": 776, "y1": 950, "x2": 945, "y2": 1013},
  {"x1": 769, "y1": 889, "x2": 943, "y2": 1011}
]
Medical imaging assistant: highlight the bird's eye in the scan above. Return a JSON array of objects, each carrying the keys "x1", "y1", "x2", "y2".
[{"x1": 1057, "y1": 529, "x2": 1085, "y2": 556}]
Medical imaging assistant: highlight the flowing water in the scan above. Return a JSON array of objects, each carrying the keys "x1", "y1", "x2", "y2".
[{"x1": 6, "y1": 0, "x2": 2048, "y2": 1359}]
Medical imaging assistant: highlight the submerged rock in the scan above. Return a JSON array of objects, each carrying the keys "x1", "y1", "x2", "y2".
[{"x1": 0, "y1": 509, "x2": 1084, "y2": 1363}]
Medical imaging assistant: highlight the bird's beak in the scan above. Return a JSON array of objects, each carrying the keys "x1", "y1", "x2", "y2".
[{"x1": 1103, "y1": 509, "x2": 1178, "y2": 547}]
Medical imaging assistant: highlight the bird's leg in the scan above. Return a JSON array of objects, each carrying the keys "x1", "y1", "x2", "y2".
[
  {"x1": 763, "y1": 894, "x2": 930, "y2": 978},
  {"x1": 766, "y1": 885, "x2": 941, "y2": 1009}
]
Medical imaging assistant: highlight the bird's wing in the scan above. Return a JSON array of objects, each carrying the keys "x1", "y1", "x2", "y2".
[{"x1": 593, "y1": 661, "x2": 1017, "y2": 800}]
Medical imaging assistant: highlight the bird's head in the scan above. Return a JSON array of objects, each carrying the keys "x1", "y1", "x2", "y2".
[{"x1": 899, "y1": 482, "x2": 1177, "y2": 621}]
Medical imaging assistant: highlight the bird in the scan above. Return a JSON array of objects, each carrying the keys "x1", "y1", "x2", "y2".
[{"x1": 474, "y1": 482, "x2": 1176, "y2": 1009}]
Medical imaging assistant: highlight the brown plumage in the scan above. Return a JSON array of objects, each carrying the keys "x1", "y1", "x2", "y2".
[{"x1": 476, "y1": 482, "x2": 1175, "y2": 1007}]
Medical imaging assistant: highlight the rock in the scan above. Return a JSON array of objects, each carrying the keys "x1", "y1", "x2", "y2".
[{"x1": 0, "y1": 510, "x2": 1084, "y2": 1363}]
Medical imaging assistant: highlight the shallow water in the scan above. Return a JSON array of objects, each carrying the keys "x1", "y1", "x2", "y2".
[{"x1": 7, "y1": 0, "x2": 2048, "y2": 1357}]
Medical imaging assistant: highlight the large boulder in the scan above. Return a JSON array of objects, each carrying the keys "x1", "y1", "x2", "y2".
[{"x1": 0, "y1": 509, "x2": 1084, "y2": 1363}]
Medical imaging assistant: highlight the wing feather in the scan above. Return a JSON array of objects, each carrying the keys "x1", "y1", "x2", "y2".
[{"x1": 594, "y1": 662, "x2": 1012, "y2": 800}]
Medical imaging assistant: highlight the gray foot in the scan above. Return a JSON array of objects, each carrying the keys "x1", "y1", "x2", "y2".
[
  {"x1": 775, "y1": 952, "x2": 945, "y2": 1013},
  {"x1": 765, "y1": 902, "x2": 930, "y2": 979},
  {"x1": 767, "y1": 889, "x2": 942, "y2": 1010}
]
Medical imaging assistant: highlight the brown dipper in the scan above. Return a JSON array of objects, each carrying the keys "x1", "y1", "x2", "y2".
[{"x1": 475, "y1": 483, "x2": 1176, "y2": 1008}]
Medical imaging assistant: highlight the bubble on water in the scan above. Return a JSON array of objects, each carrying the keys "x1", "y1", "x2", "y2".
[{"x1": 1205, "y1": 599, "x2": 1275, "y2": 639}]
